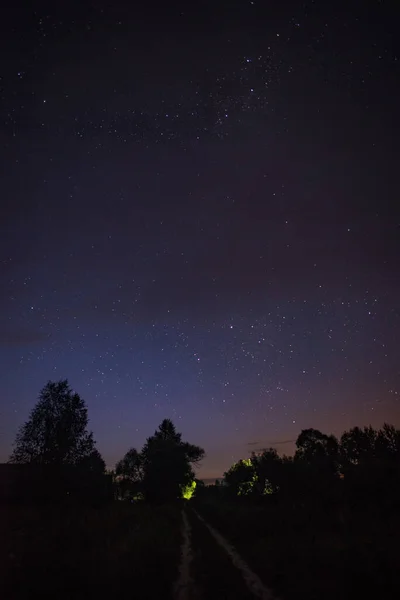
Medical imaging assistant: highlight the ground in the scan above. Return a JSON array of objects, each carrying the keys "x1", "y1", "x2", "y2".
[
  {"x1": 190, "y1": 498, "x2": 400, "y2": 600},
  {"x1": 1, "y1": 502, "x2": 181, "y2": 600},
  {"x1": 2, "y1": 500, "x2": 399, "y2": 599}
]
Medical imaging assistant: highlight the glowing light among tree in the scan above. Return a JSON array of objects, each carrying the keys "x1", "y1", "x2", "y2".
[{"x1": 181, "y1": 479, "x2": 196, "y2": 500}]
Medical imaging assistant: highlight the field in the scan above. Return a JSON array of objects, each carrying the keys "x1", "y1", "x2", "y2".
[
  {"x1": 2, "y1": 497, "x2": 400, "y2": 600},
  {"x1": 192, "y1": 495, "x2": 400, "y2": 600},
  {"x1": 1, "y1": 502, "x2": 182, "y2": 600}
]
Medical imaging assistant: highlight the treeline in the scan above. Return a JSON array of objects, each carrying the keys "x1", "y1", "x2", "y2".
[
  {"x1": 6, "y1": 379, "x2": 400, "y2": 512},
  {"x1": 5, "y1": 379, "x2": 204, "y2": 505},
  {"x1": 208, "y1": 425, "x2": 400, "y2": 517}
]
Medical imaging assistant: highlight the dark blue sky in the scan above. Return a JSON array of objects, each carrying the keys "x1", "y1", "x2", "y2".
[{"x1": 1, "y1": 1, "x2": 399, "y2": 478}]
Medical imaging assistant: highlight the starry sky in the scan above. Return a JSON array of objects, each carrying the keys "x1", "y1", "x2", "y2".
[{"x1": 1, "y1": 1, "x2": 399, "y2": 479}]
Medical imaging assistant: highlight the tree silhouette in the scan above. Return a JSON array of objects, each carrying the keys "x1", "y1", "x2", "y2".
[
  {"x1": 140, "y1": 418, "x2": 204, "y2": 503},
  {"x1": 9, "y1": 380, "x2": 101, "y2": 469},
  {"x1": 340, "y1": 423, "x2": 400, "y2": 468},
  {"x1": 219, "y1": 421, "x2": 400, "y2": 546},
  {"x1": 340, "y1": 425, "x2": 377, "y2": 467},
  {"x1": 224, "y1": 458, "x2": 256, "y2": 496},
  {"x1": 223, "y1": 451, "x2": 297, "y2": 498},
  {"x1": 79, "y1": 448, "x2": 106, "y2": 475},
  {"x1": 115, "y1": 447, "x2": 143, "y2": 499},
  {"x1": 295, "y1": 428, "x2": 339, "y2": 470},
  {"x1": 116, "y1": 447, "x2": 142, "y2": 480},
  {"x1": 294, "y1": 428, "x2": 341, "y2": 516},
  {"x1": 340, "y1": 423, "x2": 400, "y2": 513},
  {"x1": 251, "y1": 448, "x2": 283, "y2": 495},
  {"x1": 376, "y1": 423, "x2": 400, "y2": 461}
]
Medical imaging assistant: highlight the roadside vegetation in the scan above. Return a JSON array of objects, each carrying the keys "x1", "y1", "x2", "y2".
[
  {"x1": 2, "y1": 379, "x2": 400, "y2": 599},
  {"x1": 2, "y1": 502, "x2": 182, "y2": 600},
  {"x1": 194, "y1": 424, "x2": 400, "y2": 600},
  {"x1": 2, "y1": 379, "x2": 200, "y2": 599}
]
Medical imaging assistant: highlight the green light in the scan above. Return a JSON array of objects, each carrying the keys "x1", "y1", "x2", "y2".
[{"x1": 181, "y1": 480, "x2": 196, "y2": 499}]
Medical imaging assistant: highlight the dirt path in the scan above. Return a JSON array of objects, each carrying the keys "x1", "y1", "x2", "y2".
[
  {"x1": 174, "y1": 508, "x2": 277, "y2": 600},
  {"x1": 174, "y1": 509, "x2": 199, "y2": 599}
]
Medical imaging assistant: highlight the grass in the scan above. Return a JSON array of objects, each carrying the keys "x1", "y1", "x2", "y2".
[
  {"x1": 3, "y1": 496, "x2": 399, "y2": 599},
  {"x1": 1, "y1": 501, "x2": 182, "y2": 600},
  {"x1": 194, "y1": 497, "x2": 400, "y2": 600}
]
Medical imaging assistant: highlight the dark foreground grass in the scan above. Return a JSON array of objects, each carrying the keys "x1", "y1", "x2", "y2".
[
  {"x1": 194, "y1": 499, "x2": 400, "y2": 600},
  {"x1": 1, "y1": 501, "x2": 182, "y2": 600}
]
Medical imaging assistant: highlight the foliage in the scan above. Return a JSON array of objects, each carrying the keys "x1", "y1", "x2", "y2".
[
  {"x1": 200, "y1": 422, "x2": 400, "y2": 600},
  {"x1": 222, "y1": 423, "x2": 400, "y2": 513},
  {"x1": 295, "y1": 428, "x2": 339, "y2": 473},
  {"x1": 224, "y1": 450, "x2": 288, "y2": 497},
  {"x1": 224, "y1": 458, "x2": 256, "y2": 496},
  {"x1": 141, "y1": 419, "x2": 204, "y2": 503},
  {"x1": 79, "y1": 449, "x2": 106, "y2": 475},
  {"x1": 251, "y1": 448, "x2": 283, "y2": 495},
  {"x1": 339, "y1": 423, "x2": 400, "y2": 512},
  {"x1": 116, "y1": 418, "x2": 204, "y2": 503},
  {"x1": 116, "y1": 448, "x2": 143, "y2": 481},
  {"x1": 181, "y1": 479, "x2": 196, "y2": 499},
  {"x1": 115, "y1": 447, "x2": 143, "y2": 499},
  {"x1": 9, "y1": 380, "x2": 104, "y2": 471},
  {"x1": 338, "y1": 423, "x2": 400, "y2": 475}
]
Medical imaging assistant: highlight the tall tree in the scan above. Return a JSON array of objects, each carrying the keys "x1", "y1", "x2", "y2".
[
  {"x1": 295, "y1": 428, "x2": 339, "y2": 473},
  {"x1": 376, "y1": 423, "x2": 400, "y2": 462},
  {"x1": 294, "y1": 428, "x2": 341, "y2": 514},
  {"x1": 141, "y1": 419, "x2": 204, "y2": 503},
  {"x1": 115, "y1": 447, "x2": 142, "y2": 481},
  {"x1": 340, "y1": 424, "x2": 400, "y2": 512},
  {"x1": 115, "y1": 447, "x2": 143, "y2": 498},
  {"x1": 340, "y1": 424, "x2": 400, "y2": 467},
  {"x1": 9, "y1": 380, "x2": 102, "y2": 468},
  {"x1": 340, "y1": 425, "x2": 378, "y2": 467},
  {"x1": 79, "y1": 448, "x2": 106, "y2": 475},
  {"x1": 251, "y1": 448, "x2": 283, "y2": 495},
  {"x1": 224, "y1": 458, "x2": 256, "y2": 496}
]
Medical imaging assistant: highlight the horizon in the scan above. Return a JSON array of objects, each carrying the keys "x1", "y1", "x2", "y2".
[{"x1": 4, "y1": 401, "x2": 398, "y2": 479}]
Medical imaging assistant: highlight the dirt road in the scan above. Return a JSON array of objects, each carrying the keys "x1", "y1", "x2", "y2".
[{"x1": 174, "y1": 509, "x2": 277, "y2": 600}]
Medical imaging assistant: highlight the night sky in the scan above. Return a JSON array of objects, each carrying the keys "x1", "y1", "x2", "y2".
[{"x1": 1, "y1": 1, "x2": 399, "y2": 479}]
